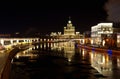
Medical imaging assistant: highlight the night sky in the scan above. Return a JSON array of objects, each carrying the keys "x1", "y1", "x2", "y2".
[{"x1": 0, "y1": 0, "x2": 119, "y2": 34}]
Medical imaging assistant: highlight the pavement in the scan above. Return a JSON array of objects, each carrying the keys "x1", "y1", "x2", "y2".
[
  {"x1": 0, "y1": 44, "x2": 30, "y2": 79},
  {"x1": 0, "y1": 49, "x2": 11, "y2": 79}
]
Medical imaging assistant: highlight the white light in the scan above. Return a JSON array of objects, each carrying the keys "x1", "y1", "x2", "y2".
[
  {"x1": 102, "y1": 40, "x2": 105, "y2": 46},
  {"x1": 36, "y1": 45, "x2": 39, "y2": 49},
  {"x1": 1, "y1": 39, "x2": 4, "y2": 45},
  {"x1": 117, "y1": 35, "x2": 120, "y2": 38},
  {"x1": 91, "y1": 39, "x2": 93, "y2": 44},
  {"x1": 68, "y1": 21, "x2": 71, "y2": 23},
  {"x1": 98, "y1": 23, "x2": 113, "y2": 26},
  {"x1": 16, "y1": 54, "x2": 19, "y2": 59},
  {"x1": 68, "y1": 58, "x2": 71, "y2": 62}
]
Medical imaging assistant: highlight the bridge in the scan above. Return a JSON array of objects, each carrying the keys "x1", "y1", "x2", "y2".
[
  {"x1": 0, "y1": 38, "x2": 39, "y2": 50},
  {"x1": 0, "y1": 37, "x2": 84, "y2": 50},
  {"x1": 0, "y1": 37, "x2": 40, "y2": 79},
  {"x1": 39, "y1": 38, "x2": 84, "y2": 44}
]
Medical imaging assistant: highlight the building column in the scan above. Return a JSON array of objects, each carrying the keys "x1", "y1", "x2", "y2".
[
  {"x1": 0, "y1": 39, "x2": 4, "y2": 46},
  {"x1": 10, "y1": 39, "x2": 13, "y2": 45}
]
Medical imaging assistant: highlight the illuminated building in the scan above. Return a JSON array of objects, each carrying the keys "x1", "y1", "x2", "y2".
[
  {"x1": 63, "y1": 19, "x2": 75, "y2": 38},
  {"x1": 114, "y1": 28, "x2": 120, "y2": 48},
  {"x1": 83, "y1": 31, "x2": 91, "y2": 44},
  {"x1": 91, "y1": 23, "x2": 120, "y2": 48},
  {"x1": 91, "y1": 23, "x2": 113, "y2": 46},
  {"x1": 50, "y1": 18, "x2": 83, "y2": 39}
]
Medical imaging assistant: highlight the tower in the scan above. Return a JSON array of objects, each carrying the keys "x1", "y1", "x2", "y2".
[{"x1": 63, "y1": 17, "x2": 75, "y2": 38}]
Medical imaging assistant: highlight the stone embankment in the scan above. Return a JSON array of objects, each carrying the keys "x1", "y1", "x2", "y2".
[
  {"x1": 78, "y1": 44, "x2": 120, "y2": 55},
  {"x1": 0, "y1": 44, "x2": 32, "y2": 79},
  {"x1": 0, "y1": 47, "x2": 20, "y2": 79}
]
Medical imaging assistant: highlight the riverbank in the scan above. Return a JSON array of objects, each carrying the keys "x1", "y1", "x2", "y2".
[
  {"x1": 0, "y1": 47, "x2": 20, "y2": 79},
  {"x1": 77, "y1": 44, "x2": 120, "y2": 55},
  {"x1": 0, "y1": 44, "x2": 33, "y2": 79}
]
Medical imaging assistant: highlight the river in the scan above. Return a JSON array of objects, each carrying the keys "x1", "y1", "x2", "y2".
[{"x1": 9, "y1": 42, "x2": 120, "y2": 79}]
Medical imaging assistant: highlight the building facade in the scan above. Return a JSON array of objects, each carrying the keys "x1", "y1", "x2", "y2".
[
  {"x1": 91, "y1": 23, "x2": 120, "y2": 48},
  {"x1": 50, "y1": 18, "x2": 83, "y2": 40},
  {"x1": 63, "y1": 19, "x2": 75, "y2": 38},
  {"x1": 91, "y1": 23, "x2": 113, "y2": 46}
]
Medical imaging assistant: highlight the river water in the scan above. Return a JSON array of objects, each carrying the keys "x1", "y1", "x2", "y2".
[{"x1": 10, "y1": 42, "x2": 120, "y2": 79}]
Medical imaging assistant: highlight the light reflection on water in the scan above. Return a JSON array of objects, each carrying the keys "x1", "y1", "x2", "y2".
[
  {"x1": 14, "y1": 42, "x2": 120, "y2": 79},
  {"x1": 15, "y1": 46, "x2": 39, "y2": 59},
  {"x1": 90, "y1": 51, "x2": 113, "y2": 76}
]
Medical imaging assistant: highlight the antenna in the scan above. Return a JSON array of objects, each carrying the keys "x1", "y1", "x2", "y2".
[
  {"x1": 68, "y1": 16, "x2": 71, "y2": 23},
  {"x1": 69, "y1": 16, "x2": 71, "y2": 21}
]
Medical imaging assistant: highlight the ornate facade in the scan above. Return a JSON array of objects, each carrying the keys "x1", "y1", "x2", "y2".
[
  {"x1": 50, "y1": 18, "x2": 83, "y2": 39},
  {"x1": 62, "y1": 19, "x2": 81, "y2": 39},
  {"x1": 64, "y1": 20, "x2": 75, "y2": 37}
]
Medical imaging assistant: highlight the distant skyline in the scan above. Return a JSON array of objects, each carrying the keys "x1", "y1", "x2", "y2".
[{"x1": 0, "y1": 0, "x2": 120, "y2": 34}]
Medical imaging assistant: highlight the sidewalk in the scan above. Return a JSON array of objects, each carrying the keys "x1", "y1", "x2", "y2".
[
  {"x1": 1, "y1": 47, "x2": 20, "y2": 79},
  {"x1": 0, "y1": 49, "x2": 12, "y2": 79},
  {"x1": 0, "y1": 44, "x2": 33, "y2": 79}
]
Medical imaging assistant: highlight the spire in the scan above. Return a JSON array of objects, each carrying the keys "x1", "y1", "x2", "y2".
[
  {"x1": 68, "y1": 16, "x2": 72, "y2": 24},
  {"x1": 69, "y1": 16, "x2": 71, "y2": 21}
]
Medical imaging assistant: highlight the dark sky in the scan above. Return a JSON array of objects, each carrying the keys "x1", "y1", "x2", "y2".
[{"x1": 0, "y1": 0, "x2": 115, "y2": 34}]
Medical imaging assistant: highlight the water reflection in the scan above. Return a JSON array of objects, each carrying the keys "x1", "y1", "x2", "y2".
[
  {"x1": 14, "y1": 46, "x2": 38, "y2": 59},
  {"x1": 13, "y1": 42, "x2": 120, "y2": 79},
  {"x1": 37, "y1": 42, "x2": 76, "y2": 61},
  {"x1": 90, "y1": 52, "x2": 112, "y2": 76}
]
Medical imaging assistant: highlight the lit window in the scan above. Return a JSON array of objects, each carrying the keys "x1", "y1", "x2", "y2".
[
  {"x1": 109, "y1": 28, "x2": 111, "y2": 31},
  {"x1": 103, "y1": 28, "x2": 105, "y2": 31},
  {"x1": 117, "y1": 35, "x2": 120, "y2": 38}
]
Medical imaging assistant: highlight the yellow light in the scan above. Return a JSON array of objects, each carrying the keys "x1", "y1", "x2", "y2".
[
  {"x1": 16, "y1": 54, "x2": 20, "y2": 59},
  {"x1": 68, "y1": 58, "x2": 71, "y2": 62}
]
